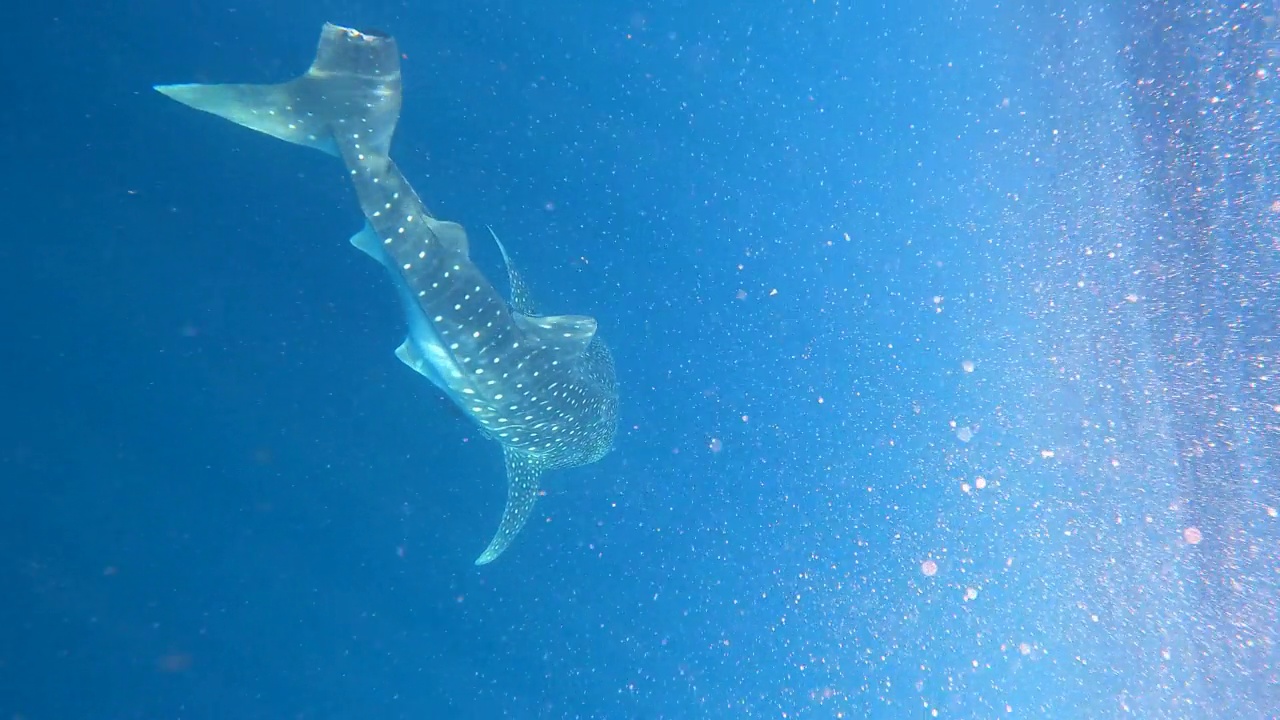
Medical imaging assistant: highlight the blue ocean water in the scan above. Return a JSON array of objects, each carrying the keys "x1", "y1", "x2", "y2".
[{"x1": 2, "y1": 1, "x2": 1277, "y2": 719}]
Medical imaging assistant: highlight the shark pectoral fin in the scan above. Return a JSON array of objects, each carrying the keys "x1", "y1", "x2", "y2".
[
  {"x1": 485, "y1": 226, "x2": 539, "y2": 316},
  {"x1": 475, "y1": 448, "x2": 547, "y2": 566},
  {"x1": 156, "y1": 23, "x2": 402, "y2": 157},
  {"x1": 512, "y1": 313, "x2": 598, "y2": 359}
]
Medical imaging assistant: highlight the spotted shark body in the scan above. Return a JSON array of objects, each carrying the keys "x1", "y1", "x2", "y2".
[{"x1": 156, "y1": 23, "x2": 617, "y2": 565}]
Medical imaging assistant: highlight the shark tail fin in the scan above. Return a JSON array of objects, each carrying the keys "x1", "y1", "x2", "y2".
[
  {"x1": 475, "y1": 448, "x2": 548, "y2": 566},
  {"x1": 155, "y1": 23, "x2": 402, "y2": 157}
]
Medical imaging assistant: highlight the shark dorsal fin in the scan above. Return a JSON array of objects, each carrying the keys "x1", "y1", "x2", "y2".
[
  {"x1": 512, "y1": 312, "x2": 597, "y2": 358},
  {"x1": 485, "y1": 225, "x2": 538, "y2": 315},
  {"x1": 484, "y1": 227, "x2": 598, "y2": 360}
]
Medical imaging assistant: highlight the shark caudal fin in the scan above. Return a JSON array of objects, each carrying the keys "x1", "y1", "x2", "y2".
[{"x1": 155, "y1": 23, "x2": 401, "y2": 157}]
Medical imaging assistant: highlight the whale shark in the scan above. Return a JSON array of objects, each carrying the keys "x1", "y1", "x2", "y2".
[{"x1": 155, "y1": 23, "x2": 618, "y2": 565}]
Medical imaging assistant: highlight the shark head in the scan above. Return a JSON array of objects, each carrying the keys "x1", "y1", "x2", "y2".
[
  {"x1": 353, "y1": 221, "x2": 620, "y2": 565},
  {"x1": 156, "y1": 23, "x2": 618, "y2": 565}
]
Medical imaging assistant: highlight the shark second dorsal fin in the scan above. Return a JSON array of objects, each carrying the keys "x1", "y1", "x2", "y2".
[
  {"x1": 427, "y1": 218, "x2": 470, "y2": 256},
  {"x1": 485, "y1": 225, "x2": 538, "y2": 315},
  {"x1": 475, "y1": 447, "x2": 548, "y2": 565}
]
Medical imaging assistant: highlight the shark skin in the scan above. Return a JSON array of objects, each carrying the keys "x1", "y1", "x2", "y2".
[{"x1": 155, "y1": 23, "x2": 617, "y2": 565}]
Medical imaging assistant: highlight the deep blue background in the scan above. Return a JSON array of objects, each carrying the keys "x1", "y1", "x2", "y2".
[{"x1": 3, "y1": 1, "x2": 1278, "y2": 719}]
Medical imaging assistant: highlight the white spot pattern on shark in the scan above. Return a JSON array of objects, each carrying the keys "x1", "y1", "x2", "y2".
[{"x1": 155, "y1": 23, "x2": 618, "y2": 565}]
